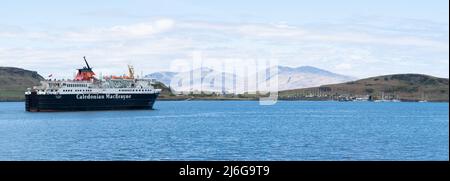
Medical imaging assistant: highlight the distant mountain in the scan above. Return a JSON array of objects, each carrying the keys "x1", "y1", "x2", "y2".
[
  {"x1": 0, "y1": 67, "x2": 44, "y2": 101},
  {"x1": 145, "y1": 65, "x2": 355, "y2": 93},
  {"x1": 272, "y1": 66, "x2": 356, "y2": 90},
  {"x1": 279, "y1": 74, "x2": 449, "y2": 102},
  {"x1": 145, "y1": 71, "x2": 177, "y2": 86},
  {"x1": 153, "y1": 67, "x2": 237, "y2": 93}
]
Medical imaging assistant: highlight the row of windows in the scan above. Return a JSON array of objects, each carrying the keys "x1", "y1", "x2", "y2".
[
  {"x1": 76, "y1": 89, "x2": 92, "y2": 92},
  {"x1": 62, "y1": 89, "x2": 92, "y2": 92},
  {"x1": 119, "y1": 89, "x2": 151, "y2": 92},
  {"x1": 65, "y1": 84, "x2": 88, "y2": 88},
  {"x1": 53, "y1": 89, "x2": 151, "y2": 92}
]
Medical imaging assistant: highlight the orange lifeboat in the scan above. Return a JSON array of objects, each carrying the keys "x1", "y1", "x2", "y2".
[{"x1": 109, "y1": 65, "x2": 135, "y2": 80}]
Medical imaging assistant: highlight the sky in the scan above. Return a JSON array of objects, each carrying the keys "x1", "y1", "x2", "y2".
[{"x1": 0, "y1": 0, "x2": 448, "y2": 78}]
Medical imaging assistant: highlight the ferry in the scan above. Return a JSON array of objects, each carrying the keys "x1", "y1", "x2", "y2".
[{"x1": 25, "y1": 57, "x2": 161, "y2": 112}]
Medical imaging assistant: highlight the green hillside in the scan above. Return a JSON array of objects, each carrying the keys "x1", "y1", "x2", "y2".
[{"x1": 0, "y1": 67, "x2": 44, "y2": 101}]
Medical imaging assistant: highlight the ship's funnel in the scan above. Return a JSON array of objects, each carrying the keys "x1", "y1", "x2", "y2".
[{"x1": 75, "y1": 56, "x2": 96, "y2": 81}]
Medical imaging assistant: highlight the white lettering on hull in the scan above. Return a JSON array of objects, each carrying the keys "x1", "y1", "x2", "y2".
[{"x1": 76, "y1": 94, "x2": 132, "y2": 100}]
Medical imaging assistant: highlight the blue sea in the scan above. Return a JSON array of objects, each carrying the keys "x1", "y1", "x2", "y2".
[{"x1": 0, "y1": 101, "x2": 448, "y2": 160}]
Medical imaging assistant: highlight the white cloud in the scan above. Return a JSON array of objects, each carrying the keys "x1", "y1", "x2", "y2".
[
  {"x1": 62, "y1": 18, "x2": 175, "y2": 42},
  {"x1": 303, "y1": 32, "x2": 448, "y2": 50},
  {"x1": 236, "y1": 25, "x2": 307, "y2": 37},
  {"x1": 0, "y1": 17, "x2": 448, "y2": 78},
  {"x1": 335, "y1": 63, "x2": 353, "y2": 71},
  {"x1": 178, "y1": 21, "x2": 448, "y2": 50}
]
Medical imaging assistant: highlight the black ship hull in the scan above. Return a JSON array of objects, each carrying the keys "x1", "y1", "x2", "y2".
[{"x1": 25, "y1": 93, "x2": 159, "y2": 112}]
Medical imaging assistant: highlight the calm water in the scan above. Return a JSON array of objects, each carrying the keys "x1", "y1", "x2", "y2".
[{"x1": 0, "y1": 101, "x2": 448, "y2": 161}]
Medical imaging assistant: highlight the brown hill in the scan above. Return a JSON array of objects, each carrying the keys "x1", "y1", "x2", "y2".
[{"x1": 279, "y1": 74, "x2": 449, "y2": 102}]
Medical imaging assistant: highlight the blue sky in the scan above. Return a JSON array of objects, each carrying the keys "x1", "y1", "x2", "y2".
[{"x1": 0, "y1": 0, "x2": 448, "y2": 78}]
